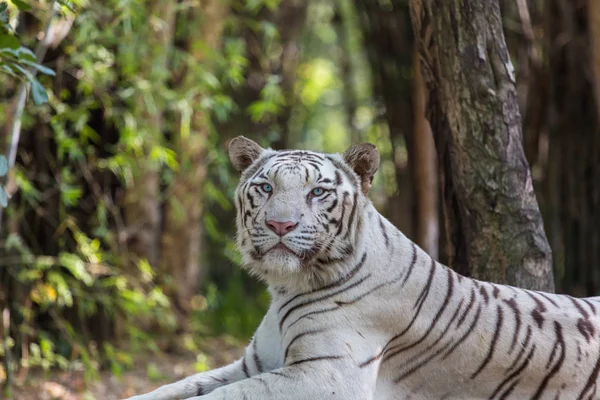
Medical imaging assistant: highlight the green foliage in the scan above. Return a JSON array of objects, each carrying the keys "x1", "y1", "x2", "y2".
[
  {"x1": 0, "y1": 1, "x2": 56, "y2": 105},
  {"x1": 0, "y1": 0, "x2": 402, "y2": 392}
]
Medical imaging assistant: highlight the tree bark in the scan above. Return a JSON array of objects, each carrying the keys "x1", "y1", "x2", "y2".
[
  {"x1": 409, "y1": 0, "x2": 554, "y2": 291},
  {"x1": 159, "y1": 0, "x2": 230, "y2": 314},
  {"x1": 123, "y1": 0, "x2": 176, "y2": 267}
]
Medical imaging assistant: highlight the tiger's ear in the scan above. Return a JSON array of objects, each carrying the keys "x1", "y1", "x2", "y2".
[
  {"x1": 228, "y1": 136, "x2": 265, "y2": 172},
  {"x1": 343, "y1": 143, "x2": 380, "y2": 194}
]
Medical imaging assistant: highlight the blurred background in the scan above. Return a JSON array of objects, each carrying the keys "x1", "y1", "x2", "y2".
[{"x1": 0, "y1": 0, "x2": 599, "y2": 398}]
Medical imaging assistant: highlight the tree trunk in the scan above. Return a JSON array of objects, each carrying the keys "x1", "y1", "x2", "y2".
[
  {"x1": 590, "y1": 0, "x2": 600, "y2": 121},
  {"x1": 543, "y1": 0, "x2": 600, "y2": 296},
  {"x1": 265, "y1": 0, "x2": 308, "y2": 150},
  {"x1": 357, "y1": 0, "x2": 439, "y2": 256},
  {"x1": 409, "y1": 0, "x2": 555, "y2": 291},
  {"x1": 160, "y1": 0, "x2": 230, "y2": 314},
  {"x1": 123, "y1": 0, "x2": 176, "y2": 267},
  {"x1": 355, "y1": 0, "x2": 415, "y2": 240},
  {"x1": 412, "y1": 51, "x2": 439, "y2": 259}
]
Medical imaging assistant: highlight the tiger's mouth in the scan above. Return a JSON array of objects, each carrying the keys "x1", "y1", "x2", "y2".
[
  {"x1": 261, "y1": 240, "x2": 322, "y2": 264},
  {"x1": 269, "y1": 242, "x2": 297, "y2": 255}
]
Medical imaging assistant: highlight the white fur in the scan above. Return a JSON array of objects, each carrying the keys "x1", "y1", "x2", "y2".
[{"x1": 127, "y1": 146, "x2": 600, "y2": 400}]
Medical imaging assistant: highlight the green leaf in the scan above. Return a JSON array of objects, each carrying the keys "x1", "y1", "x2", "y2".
[
  {"x1": 0, "y1": 2, "x2": 7, "y2": 13},
  {"x1": 31, "y1": 78, "x2": 49, "y2": 104},
  {"x1": 16, "y1": 46, "x2": 36, "y2": 61},
  {"x1": 0, "y1": 155, "x2": 8, "y2": 176},
  {"x1": 59, "y1": 252, "x2": 94, "y2": 286},
  {"x1": 0, "y1": 47, "x2": 19, "y2": 58},
  {"x1": 0, "y1": 33, "x2": 20, "y2": 50},
  {"x1": 19, "y1": 59, "x2": 55, "y2": 76},
  {"x1": 10, "y1": 0, "x2": 32, "y2": 11},
  {"x1": 0, "y1": 187, "x2": 7, "y2": 208}
]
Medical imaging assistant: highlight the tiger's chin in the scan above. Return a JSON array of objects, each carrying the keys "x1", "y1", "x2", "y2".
[{"x1": 241, "y1": 245, "x2": 318, "y2": 284}]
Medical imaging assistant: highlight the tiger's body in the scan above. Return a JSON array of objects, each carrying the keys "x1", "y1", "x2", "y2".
[{"x1": 128, "y1": 138, "x2": 600, "y2": 400}]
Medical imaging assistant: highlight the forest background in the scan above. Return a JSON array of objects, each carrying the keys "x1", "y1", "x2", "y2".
[{"x1": 0, "y1": 0, "x2": 599, "y2": 398}]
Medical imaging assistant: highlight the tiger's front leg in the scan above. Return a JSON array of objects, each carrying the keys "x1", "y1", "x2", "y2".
[
  {"x1": 125, "y1": 358, "x2": 250, "y2": 400},
  {"x1": 125, "y1": 310, "x2": 283, "y2": 400},
  {"x1": 186, "y1": 361, "x2": 374, "y2": 400}
]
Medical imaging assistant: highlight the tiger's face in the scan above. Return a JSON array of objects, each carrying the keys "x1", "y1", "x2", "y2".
[{"x1": 229, "y1": 136, "x2": 379, "y2": 286}]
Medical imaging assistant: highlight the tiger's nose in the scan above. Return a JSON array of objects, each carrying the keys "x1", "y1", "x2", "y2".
[{"x1": 266, "y1": 220, "x2": 299, "y2": 237}]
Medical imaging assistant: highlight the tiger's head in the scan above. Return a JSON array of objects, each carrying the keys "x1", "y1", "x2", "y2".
[{"x1": 229, "y1": 136, "x2": 380, "y2": 288}]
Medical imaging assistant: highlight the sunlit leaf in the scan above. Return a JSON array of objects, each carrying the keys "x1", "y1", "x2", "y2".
[
  {"x1": 31, "y1": 282, "x2": 58, "y2": 305},
  {"x1": 10, "y1": 0, "x2": 32, "y2": 11},
  {"x1": 59, "y1": 252, "x2": 94, "y2": 286}
]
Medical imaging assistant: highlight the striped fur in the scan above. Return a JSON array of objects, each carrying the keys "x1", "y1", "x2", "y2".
[{"x1": 127, "y1": 139, "x2": 600, "y2": 400}]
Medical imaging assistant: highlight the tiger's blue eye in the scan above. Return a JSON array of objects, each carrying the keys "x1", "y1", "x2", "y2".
[
  {"x1": 261, "y1": 183, "x2": 273, "y2": 193},
  {"x1": 311, "y1": 187, "x2": 325, "y2": 196}
]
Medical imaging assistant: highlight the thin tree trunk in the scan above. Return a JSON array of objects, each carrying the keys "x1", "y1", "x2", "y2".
[
  {"x1": 543, "y1": 0, "x2": 600, "y2": 296},
  {"x1": 409, "y1": 0, "x2": 555, "y2": 291},
  {"x1": 356, "y1": 0, "x2": 415, "y2": 239},
  {"x1": 590, "y1": 0, "x2": 600, "y2": 121},
  {"x1": 123, "y1": 0, "x2": 176, "y2": 267},
  {"x1": 337, "y1": 0, "x2": 360, "y2": 144},
  {"x1": 160, "y1": 0, "x2": 230, "y2": 314},
  {"x1": 269, "y1": 0, "x2": 308, "y2": 150},
  {"x1": 412, "y1": 50, "x2": 438, "y2": 259}
]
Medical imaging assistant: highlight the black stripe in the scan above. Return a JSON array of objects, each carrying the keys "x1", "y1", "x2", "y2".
[
  {"x1": 268, "y1": 371, "x2": 293, "y2": 379},
  {"x1": 279, "y1": 273, "x2": 371, "y2": 330},
  {"x1": 335, "y1": 192, "x2": 350, "y2": 236},
  {"x1": 286, "y1": 306, "x2": 340, "y2": 330},
  {"x1": 379, "y1": 216, "x2": 390, "y2": 247},
  {"x1": 470, "y1": 304, "x2": 504, "y2": 379},
  {"x1": 532, "y1": 322, "x2": 565, "y2": 399},
  {"x1": 442, "y1": 304, "x2": 483, "y2": 360},
  {"x1": 326, "y1": 197, "x2": 338, "y2": 213},
  {"x1": 287, "y1": 355, "x2": 344, "y2": 367},
  {"x1": 507, "y1": 325, "x2": 532, "y2": 373},
  {"x1": 457, "y1": 287, "x2": 477, "y2": 327},
  {"x1": 414, "y1": 257, "x2": 436, "y2": 309},
  {"x1": 401, "y1": 243, "x2": 418, "y2": 287},
  {"x1": 382, "y1": 257, "x2": 435, "y2": 351},
  {"x1": 344, "y1": 192, "x2": 359, "y2": 239},
  {"x1": 242, "y1": 356, "x2": 250, "y2": 377},
  {"x1": 576, "y1": 331, "x2": 600, "y2": 399},
  {"x1": 489, "y1": 345, "x2": 536, "y2": 399},
  {"x1": 384, "y1": 267, "x2": 454, "y2": 362},
  {"x1": 502, "y1": 298, "x2": 522, "y2": 354},
  {"x1": 284, "y1": 329, "x2": 326, "y2": 361},
  {"x1": 252, "y1": 338, "x2": 263, "y2": 373},
  {"x1": 277, "y1": 252, "x2": 367, "y2": 313}
]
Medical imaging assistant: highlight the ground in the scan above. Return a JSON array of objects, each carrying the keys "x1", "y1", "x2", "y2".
[{"x1": 6, "y1": 337, "x2": 243, "y2": 400}]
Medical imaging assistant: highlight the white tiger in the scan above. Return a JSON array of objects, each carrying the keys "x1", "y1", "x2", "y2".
[{"x1": 127, "y1": 136, "x2": 600, "y2": 400}]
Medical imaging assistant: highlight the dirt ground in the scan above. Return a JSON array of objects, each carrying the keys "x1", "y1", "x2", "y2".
[{"x1": 7, "y1": 337, "x2": 244, "y2": 400}]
